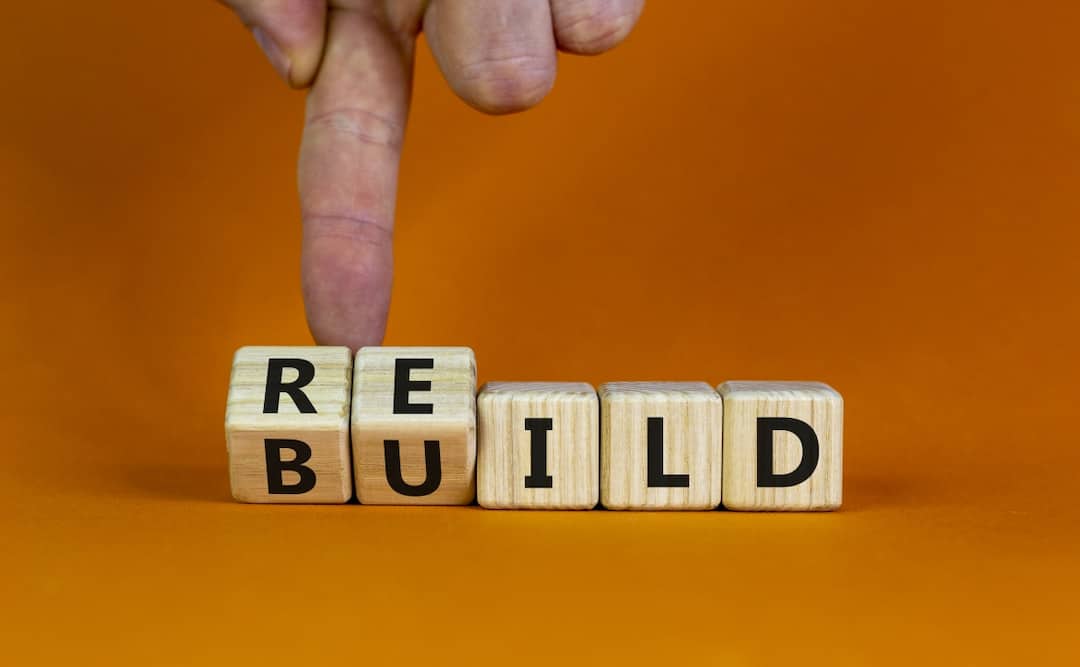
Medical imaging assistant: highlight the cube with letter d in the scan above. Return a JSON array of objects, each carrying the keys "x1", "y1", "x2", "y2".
[
  {"x1": 719, "y1": 381, "x2": 843, "y2": 511},
  {"x1": 351, "y1": 347, "x2": 477, "y2": 505},
  {"x1": 225, "y1": 346, "x2": 353, "y2": 503}
]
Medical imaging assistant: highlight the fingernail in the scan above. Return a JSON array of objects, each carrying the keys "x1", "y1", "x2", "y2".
[{"x1": 252, "y1": 27, "x2": 291, "y2": 83}]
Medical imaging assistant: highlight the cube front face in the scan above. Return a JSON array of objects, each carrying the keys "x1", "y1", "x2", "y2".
[
  {"x1": 600, "y1": 382, "x2": 723, "y2": 510},
  {"x1": 719, "y1": 381, "x2": 843, "y2": 511},
  {"x1": 351, "y1": 347, "x2": 477, "y2": 505},
  {"x1": 477, "y1": 382, "x2": 599, "y2": 510},
  {"x1": 225, "y1": 346, "x2": 353, "y2": 503}
]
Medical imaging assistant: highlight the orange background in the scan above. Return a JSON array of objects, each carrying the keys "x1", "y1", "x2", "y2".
[{"x1": 3, "y1": 1, "x2": 1079, "y2": 664}]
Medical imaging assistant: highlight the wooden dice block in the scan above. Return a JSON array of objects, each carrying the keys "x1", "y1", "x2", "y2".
[
  {"x1": 718, "y1": 381, "x2": 843, "y2": 511},
  {"x1": 600, "y1": 382, "x2": 723, "y2": 510},
  {"x1": 351, "y1": 347, "x2": 477, "y2": 505},
  {"x1": 225, "y1": 346, "x2": 353, "y2": 503},
  {"x1": 477, "y1": 382, "x2": 599, "y2": 509}
]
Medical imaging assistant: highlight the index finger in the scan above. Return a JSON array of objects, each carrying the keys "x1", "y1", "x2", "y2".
[{"x1": 298, "y1": 7, "x2": 415, "y2": 349}]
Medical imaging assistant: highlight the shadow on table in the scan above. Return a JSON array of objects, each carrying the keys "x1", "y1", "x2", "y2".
[
  {"x1": 841, "y1": 470, "x2": 942, "y2": 512},
  {"x1": 101, "y1": 457, "x2": 944, "y2": 510},
  {"x1": 111, "y1": 461, "x2": 231, "y2": 504}
]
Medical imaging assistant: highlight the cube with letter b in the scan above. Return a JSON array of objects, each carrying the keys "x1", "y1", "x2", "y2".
[
  {"x1": 600, "y1": 382, "x2": 723, "y2": 510},
  {"x1": 718, "y1": 381, "x2": 843, "y2": 511},
  {"x1": 351, "y1": 347, "x2": 477, "y2": 505},
  {"x1": 477, "y1": 382, "x2": 599, "y2": 509},
  {"x1": 225, "y1": 346, "x2": 353, "y2": 503}
]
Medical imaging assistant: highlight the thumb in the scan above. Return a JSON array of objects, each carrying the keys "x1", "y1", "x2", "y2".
[{"x1": 220, "y1": 0, "x2": 327, "y2": 87}]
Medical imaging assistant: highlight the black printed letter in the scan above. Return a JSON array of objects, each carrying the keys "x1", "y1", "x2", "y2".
[
  {"x1": 647, "y1": 417, "x2": 690, "y2": 487},
  {"x1": 393, "y1": 358, "x2": 434, "y2": 414},
  {"x1": 384, "y1": 440, "x2": 442, "y2": 496},
  {"x1": 757, "y1": 417, "x2": 820, "y2": 487},
  {"x1": 264, "y1": 439, "x2": 317, "y2": 494},
  {"x1": 524, "y1": 418, "x2": 554, "y2": 488},
  {"x1": 263, "y1": 358, "x2": 316, "y2": 414}
]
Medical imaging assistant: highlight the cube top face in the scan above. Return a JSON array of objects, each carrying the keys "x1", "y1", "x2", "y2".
[
  {"x1": 599, "y1": 381, "x2": 718, "y2": 402},
  {"x1": 477, "y1": 382, "x2": 599, "y2": 510},
  {"x1": 719, "y1": 381, "x2": 839, "y2": 401},
  {"x1": 482, "y1": 381, "x2": 595, "y2": 397},
  {"x1": 600, "y1": 382, "x2": 723, "y2": 510},
  {"x1": 351, "y1": 346, "x2": 477, "y2": 505},
  {"x1": 225, "y1": 346, "x2": 353, "y2": 504},
  {"x1": 352, "y1": 346, "x2": 476, "y2": 429},
  {"x1": 718, "y1": 381, "x2": 843, "y2": 511},
  {"x1": 355, "y1": 346, "x2": 475, "y2": 372}
]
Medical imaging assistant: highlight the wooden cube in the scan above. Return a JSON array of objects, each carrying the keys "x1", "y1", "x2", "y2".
[
  {"x1": 718, "y1": 381, "x2": 843, "y2": 511},
  {"x1": 477, "y1": 382, "x2": 599, "y2": 509},
  {"x1": 600, "y1": 382, "x2": 723, "y2": 510},
  {"x1": 351, "y1": 347, "x2": 476, "y2": 505},
  {"x1": 225, "y1": 346, "x2": 353, "y2": 503}
]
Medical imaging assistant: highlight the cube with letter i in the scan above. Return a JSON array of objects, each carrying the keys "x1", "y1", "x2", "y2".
[
  {"x1": 477, "y1": 382, "x2": 599, "y2": 509},
  {"x1": 351, "y1": 347, "x2": 477, "y2": 505},
  {"x1": 718, "y1": 381, "x2": 843, "y2": 511},
  {"x1": 225, "y1": 346, "x2": 353, "y2": 503}
]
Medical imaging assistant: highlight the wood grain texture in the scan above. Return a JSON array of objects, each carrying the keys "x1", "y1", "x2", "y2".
[
  {"x1": 600, "y1": 382, "x2": 723, "y2": 510},
  {"x1": 718, "y1": 381, "x2": 843, "y2": 511},
  {"x1": 351, "y1": 346, "x2": 476, "y2": 505},
  {"x1": 225, "y1": 346, "x2": 353, "y2": 503},
  {"x1": 477, "y1": 382, "x2": 598, "y2": 509}
]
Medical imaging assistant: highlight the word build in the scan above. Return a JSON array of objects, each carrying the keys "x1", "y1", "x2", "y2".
[{"x1": 225, "y1": 346, "x2": 843, "y2": 511}]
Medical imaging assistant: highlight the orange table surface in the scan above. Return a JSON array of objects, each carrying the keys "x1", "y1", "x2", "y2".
[{"x1": 3, "y1": 1, "x2": 1079, "y2": 664}]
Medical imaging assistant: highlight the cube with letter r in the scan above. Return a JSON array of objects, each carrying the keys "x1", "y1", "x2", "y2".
[{"x1": 225, "y1": 346, "x2": 353, "y2": 503}]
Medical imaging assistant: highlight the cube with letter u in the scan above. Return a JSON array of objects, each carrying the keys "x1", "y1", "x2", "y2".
[{"x1": 351, "y1": 347, "x2": 477, "y2": 505}]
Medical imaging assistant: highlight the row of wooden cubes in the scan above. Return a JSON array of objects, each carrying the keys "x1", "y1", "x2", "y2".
[{"x1": 225, "y1": 346, "x2": 843, "y2": 510}]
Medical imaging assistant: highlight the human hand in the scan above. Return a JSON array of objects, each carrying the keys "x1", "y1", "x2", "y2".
[{"x1": 219, "y1": 0, "x2": 644, "y2": 348}]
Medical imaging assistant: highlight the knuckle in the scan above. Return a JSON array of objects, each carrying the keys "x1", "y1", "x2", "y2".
[
  {"x1": 304, "y1": 107, "x2": 404, "y2": 150},
  {"x1": 458, "y1": 54, "x2": 556, "y2": 114},
  {"x1": 302, "y1": 213, "x2": 394, "y2": 247}
]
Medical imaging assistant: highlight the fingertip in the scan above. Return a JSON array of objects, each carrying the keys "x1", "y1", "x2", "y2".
[
  {"x1": 552, "y1": 0, "x2": 644, "y2": 56},
  {"x1": 282, "y1": 43, "x2": 324, "y2": 89},
  {"x1": 302, "y1": 219, "x2": 394, "y2": 350},
  {"x1": 424, "y1": 0, "x2": 558, "y2": 115},
  {"x1": 456, "y1": 54, "x2": 557, "y2": 114},
  {"x1": 278, "y1": 4, "x2": 328, "y2": 88},
  {"x1": 228, "y1": 0, "x2": 327, "y2": 87}
]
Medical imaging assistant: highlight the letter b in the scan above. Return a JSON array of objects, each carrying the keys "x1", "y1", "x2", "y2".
[{"x1": 264, "y1": 438, "x2": 318, "y2": 495}]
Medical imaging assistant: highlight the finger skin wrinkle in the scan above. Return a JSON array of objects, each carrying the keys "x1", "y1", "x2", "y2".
[
  {"x1": 305, "y1": 107, "x2": 405, "y2": 150},
  {"x1": 303, "y1": 213, "x2": 395, "y2": 244}
]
